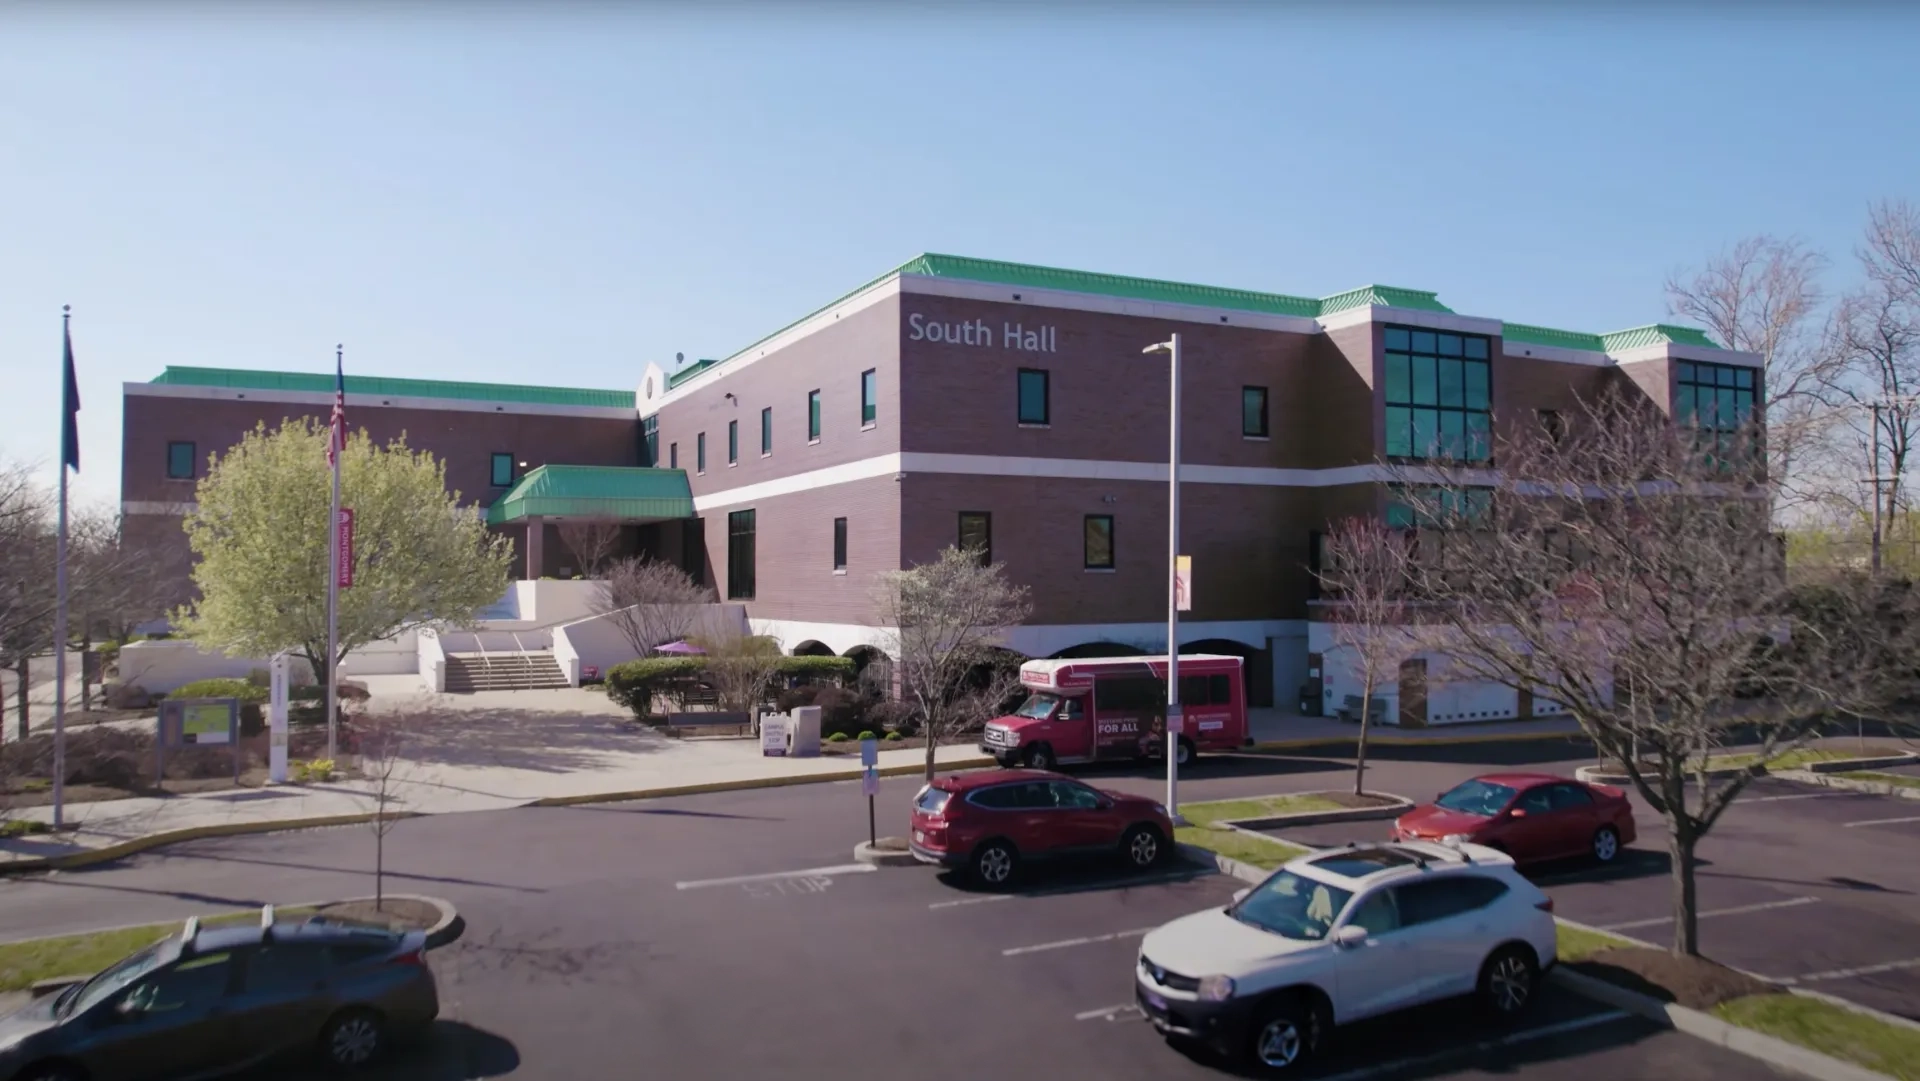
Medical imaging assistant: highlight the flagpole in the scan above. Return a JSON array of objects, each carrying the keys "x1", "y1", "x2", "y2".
[
  {"x1": 52, "y1": 306, "x2": 73, "y2": 830},
  {"x1": 326, "y1": 344, "x2": 342, "y2": 762}
]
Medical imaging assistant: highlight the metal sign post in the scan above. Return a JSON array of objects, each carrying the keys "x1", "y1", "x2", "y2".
[
  {"x1": 268, "y1": 653, "x2": 290, "y2": 784},
  {"x1": 860, "y1": 738, "x2": 879, "y2": 846},
  {"x1": 156, "y1": 697, "x2": 240, "y2": 790}
]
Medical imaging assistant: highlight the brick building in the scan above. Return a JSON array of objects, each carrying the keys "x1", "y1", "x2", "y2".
[{"x1": 121, "y1": 253, "x2": 1761, "y2": 716}]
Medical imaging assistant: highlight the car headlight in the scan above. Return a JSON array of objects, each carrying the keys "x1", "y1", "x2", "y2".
[{"x1": 1196, "y1": 974, "x2": 1235, "y2": 1002}]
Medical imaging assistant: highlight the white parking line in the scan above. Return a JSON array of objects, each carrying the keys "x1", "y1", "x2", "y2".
[
  {"x1": 1739, "y1": 792, "x2": 1838, "y2": 803},
  {"x1": 674, "y1": 864, "x2": 876, "y2": 890},
  {"x1": 928, "y1": 895, "x2": 1012, "y2": 911},
  {"x1": 1601, "y1": 895, "x2": 1816, "y2": 931},
  {"x1": 1776, "y1": 956, "x2": 1920, "y2": 985},
  {"x1": 1310, "y1": 1010, "x2": 1633, "y2": 1081},
  {"x1": 1003, "y1": 928, "x2": 1153, "y2": 957},
  {"x1": 1843, "y1": 815, "x2": 1920, "y2": 828},
  {"x1": 1075, "y1": 1003, "x2": 1142, "y2": 1021}
]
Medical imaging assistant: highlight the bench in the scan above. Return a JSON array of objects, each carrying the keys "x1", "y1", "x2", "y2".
[
  {"x1": 663, "y1": 711, "x2": 753, "y2": 738},
  {"x1": 1336, "y1": 695, "x2": 1389, "y2": 724}
]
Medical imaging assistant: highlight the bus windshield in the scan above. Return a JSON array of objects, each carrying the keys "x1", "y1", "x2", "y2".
[{"x1": 1014, "y1": 694, "x2": 1061, "y2": 720}]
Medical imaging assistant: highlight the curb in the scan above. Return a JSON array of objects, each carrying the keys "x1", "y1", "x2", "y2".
[
  {"x1": 1805, "y1": 751, "x2": 1920, "y2": 773},
  {"x1": 853, "y1": 838, "x2": 919, "y2": 867},
  {"x1": 0, "y1": 758, "x2": 1000, "y2": 875},
  {"x1": 1176, "y1": 841, "x2": 1270, "y2": 885},
  {"x1": 1574, "y1": 763, "x2": 1756, "y2": 786},
  {"x1": 1215, "y1": 791, "x2": 1414, "y2": 831},
  {"x1": 527, "y1": 756, "x2": 997, "y2": 809},
  {"x1": 1773, "y1": 769, "x2": 1920, "y2": 800},
  {"x1": 1547, "y1": 967, "x2": 1897, "y2": 1081},
  {"x1": 1248, "y1": 729, "x2": 1585, "y2": 752}
]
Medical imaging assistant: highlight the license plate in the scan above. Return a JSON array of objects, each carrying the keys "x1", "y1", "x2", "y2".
[{"x1": 914, "y1": 830, "x2": 925, "y2": 843}]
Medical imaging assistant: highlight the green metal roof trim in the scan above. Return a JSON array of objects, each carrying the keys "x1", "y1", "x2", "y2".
[
  {"x1": 485, "y1": 465, "x2": 694, "y2": 526},
  {"x1": 152, "y1": 367, "x2": 636, "y2": 409},
  {"x1": 1315, "y1": 285, "x2": 1454, "y2": 316},
  {"x1": 1503, "y1": 322, "x2": 1725, "y2": 353},
  {"x1": 665, "y1": 358, "x2": 721, "y2": 390}
]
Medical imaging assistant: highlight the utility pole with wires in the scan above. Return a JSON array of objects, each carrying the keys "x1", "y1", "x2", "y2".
[{"x1": 1860, "y1": 393, "x2": 1920, "y2": 576}]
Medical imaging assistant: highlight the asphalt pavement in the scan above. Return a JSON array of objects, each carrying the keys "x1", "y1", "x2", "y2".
[{"x1": 0, "y1": 760, "x2": 1815, "y2": 1080}]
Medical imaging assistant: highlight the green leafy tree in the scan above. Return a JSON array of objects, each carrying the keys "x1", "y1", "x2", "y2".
[{"x1": 174, "y1": 419, "x2": 513, "y2": 688}]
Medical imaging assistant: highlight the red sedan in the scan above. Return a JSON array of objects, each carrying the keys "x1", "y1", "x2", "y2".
[
  {"x1": 909, "y1": 768, "x2": 1174, "y2": 888},
  {"x1": 1393, "y1": 772, "x2": 1637, "y2": 865}
]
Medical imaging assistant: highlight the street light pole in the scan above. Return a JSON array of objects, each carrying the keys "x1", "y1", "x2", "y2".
[{"x1": 1144, "y1": 334, "x2": 1183, "y2": 823}]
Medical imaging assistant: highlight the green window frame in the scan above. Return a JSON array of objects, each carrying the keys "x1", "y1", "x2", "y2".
[
  {"x1": 1018, "y1": 368, "x2": 1050, "y2": 425},
  {"x1": 727, "y1": 510, "x2": 756, "y2": 600},
  {"x1": 489, "y1": 452, "x2": 513, "y2": 488},
  {"x1": 1675, "y1": 360, "x2": 1759, "y2": 467},
  {"x1": 833, "y1": 516, "x2": 848, "y2": 570},
  {"x1": 696, "y1": 433, "x2": 706, "y2": 474},
  {"x1": 1084, "y1": 514, "x2": 1115, "y2": 570},
  {"x1": 959, "y1": 511, "x2": 991, "y2": 566},
  {"x1": 761, "y1": 407, "x2": 773, "y2": 455},
  {"x1": 728, "y1": 420, "x2": 738, "y2": 465},
  {"x1": 168, "y1": 441, "x2": 198, "y2": 480},
  {"x1": 1242, "y1": 386, "x2": 1269, "y2": 438},
  {"x1": 860, "y1": 369, "x2": 878, "y2": 426},
  {"x1": 1382, "y1": 327, "x2": 1492, "y2": 463},
  {"x1": 808, "y1": 390, "x2": 821, "y2": 441}
]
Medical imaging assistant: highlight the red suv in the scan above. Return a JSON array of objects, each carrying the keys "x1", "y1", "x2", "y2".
[{"x1": 909, "y1": 769, "x2": 1175, "y2": 888}]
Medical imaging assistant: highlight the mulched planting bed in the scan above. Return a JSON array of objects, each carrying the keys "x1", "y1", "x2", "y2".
[
  {"x1": 310, "y1": 898, "x2": 442, "y2": 932},
  {"x1": 1570, "y1": 946, "x2": 1783, "y2": 1011}
]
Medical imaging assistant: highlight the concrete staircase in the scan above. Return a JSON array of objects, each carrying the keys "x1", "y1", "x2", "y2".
[{"x1": 444, "y1": 651, "x2": 569, "y2": 692}]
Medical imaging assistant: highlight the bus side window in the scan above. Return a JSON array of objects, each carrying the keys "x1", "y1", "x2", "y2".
[
  {"x1": 1180, "y1": 675, "x2": 1210, "y2": 705},
  {"x1": 1060, "y1": 698, "x2": 1084, "y2": 721},
  {"x1": 1209, "y1": 674, "x2": 1233, "y2": 704}
]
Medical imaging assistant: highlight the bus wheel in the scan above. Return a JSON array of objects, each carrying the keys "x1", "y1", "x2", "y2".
[
  {"x1": 1175, "y1": 738, "x2": 1195, "y2": 768},
  {"x1": 1024, "y1": 744, "x2": 1056, "y2": 770}
]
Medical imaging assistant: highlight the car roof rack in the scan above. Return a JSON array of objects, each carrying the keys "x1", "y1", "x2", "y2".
[
  {"x1": 260, "y1": 905, "x2": 276, "y2": 940},
  {"x1": 181, "y1": 916, "x2": 201, "y2": 953}
]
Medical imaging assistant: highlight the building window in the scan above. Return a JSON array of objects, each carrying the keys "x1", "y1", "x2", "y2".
[
  {"x1": 958, "y1": 511, "x2": 992, "y2": 565},
  {"x1": 1243, "y1": 386, "x2": 1270, "y2": 438},
  {"x1": 761, "y1": 407, "x2": 773, "y2": 455},
  {"x1": 833, "y1": 516, "x2": 848, "y2": 570},
  {"x1": 728, "y1": 420, "x2": 739, "y2": 465},
  {"x1": 808, "y1": 390, "x2": 822, "y2": 441},
  {"x1": 1538, "y1": 409, "x2": 1566, "y2": 446},
  {"x1": 641, "y1": 415, "x2": 658, "y2": 467},
  {"x1": 1383, "y1": 327, "x2": 1492, "y2": 462},
  {"x1": 1084, "y1": 514, "x2": 1115, "y2": 569},
  {"x1": 167, "y1": 441, "x2": 197, "y2": 480},
  {"x1": 860, "y1": 369, "x2": 877, "y2": 426},
  {"x1": 489, "y1": 452, "x2": 514, "y2": 488},
  {"x1": 683, "y1": 518, "x2": 706, "y2": 585},
  {"x1": 697, "y1": 433, "x2": 706, "y2": 474},
  {"x1": 669, "y1": 442, "x2": 679, "y2": 469},
  {"x1": 727, "y1": 510, "x2": 756, "y2": 600},
  {"x1": 1017, "y1": 369, "x2": 1050, "y2": 425},
  {"x1": 1676, "y1": 360, "x2": 1759, "y2": 466},
  {"x1": 1307, "y1": 530, "x2": 1325, "y2": 600}
]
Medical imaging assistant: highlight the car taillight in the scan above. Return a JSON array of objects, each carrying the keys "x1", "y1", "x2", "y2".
[
  {"x1": 389, "y1": 949, "x2": 425, "y2": 967},
  {"x1": 1535, "y1": 897, "x2": 1555, "y2": 914}
]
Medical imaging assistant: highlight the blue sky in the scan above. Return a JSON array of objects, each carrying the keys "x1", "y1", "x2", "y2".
[{"x1": 3, "y1": 3, "x2": 1915, "y2": 506}]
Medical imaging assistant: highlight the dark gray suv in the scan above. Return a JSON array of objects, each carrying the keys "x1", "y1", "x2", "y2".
[{"x1": 0, "y1": 908, "x2": 439, "y2": 1080}]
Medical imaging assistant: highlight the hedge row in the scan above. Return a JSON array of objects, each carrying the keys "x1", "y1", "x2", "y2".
[{"x1": 604, "y1": 655, "x2": 857, "y2": 715}]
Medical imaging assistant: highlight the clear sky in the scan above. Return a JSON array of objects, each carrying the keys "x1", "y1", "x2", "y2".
[{"x1": 2, "y1": 2, "x2": 1914, "y2": 507}]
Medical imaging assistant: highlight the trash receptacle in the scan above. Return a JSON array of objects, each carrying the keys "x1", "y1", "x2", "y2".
[
  {"x1": 1298, "y1": 684, "x2": 1322, "y2": 717},
  {"x1": 788, "y1": 705, "x2": 822, "y2": 757}
]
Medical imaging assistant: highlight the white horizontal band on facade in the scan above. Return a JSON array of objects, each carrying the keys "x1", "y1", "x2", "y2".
[
  {"x1": 123, "y1": 501, "x2": 198, "y2": 516},
  {"x1": 688, "y1": 452, "x2": 1503, "y2": 511},
  {"x1": 123, "y1": 382, "x2": 639, "y2": 421}
]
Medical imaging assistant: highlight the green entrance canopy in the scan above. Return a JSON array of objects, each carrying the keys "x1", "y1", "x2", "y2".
[{"x1": 486, "y1": 465, "x2": 694, "y2": 526}]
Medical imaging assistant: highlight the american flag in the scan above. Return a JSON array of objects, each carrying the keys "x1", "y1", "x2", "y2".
[{"x1": 326, "y1": 349, "x2": 346, "y2": 467}]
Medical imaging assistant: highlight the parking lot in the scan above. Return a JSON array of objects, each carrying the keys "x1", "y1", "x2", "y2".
[
  {"x1": 0, "y1": 764, "x2": 1821, "y2": 1080},
  {"x1": 1265, "y1": 771, "x2": 1920, "y2": 1022}
]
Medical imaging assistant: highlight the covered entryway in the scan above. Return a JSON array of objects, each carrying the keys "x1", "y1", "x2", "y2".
[{"x1": 486, "y1": 464, "x2": 698, "y2": 581}]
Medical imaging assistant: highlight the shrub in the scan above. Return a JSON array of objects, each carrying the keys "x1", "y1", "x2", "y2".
[
  {"x1": 168, "y1": 679, "x2": 268, "y2": 705},
  {"x1": 885, "y1": 731, "x2": 904, "y2": 742},
  {"x1": 103, "y1": 682, "x2": 156, "y2": 710},
  {"x1": 775, "y1": 656, "x2": 857, "y2": 684},
  {"x1": 856, "y1": 730, "x2": 877, "y2": 741},
  {"x1": 826, "y1": 732, "x2": 849, "y2": 742},
  {"x1": 605, "y1": 657, "x2": 706, "y2": 717}
]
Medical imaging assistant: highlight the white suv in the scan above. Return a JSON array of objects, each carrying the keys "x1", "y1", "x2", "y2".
[{"x1": 1135, "y1": 841, "x2": 1557, "y2": 1072}]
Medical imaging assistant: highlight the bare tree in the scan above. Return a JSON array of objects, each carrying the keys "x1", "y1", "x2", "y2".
[
  {"x1": 874, "y1": 545, "x2": 1032, "y2": 781},
  {"x1": 1862, "y1": 198, "x2": 1920, "y2": 303},
  {"x1": 691, "y1": 629, "x2": 785, "y2": 723},
  {"x1": 1383, "y1": 391, "x2": 1916, "y2": 957},
  {"x1": 556, "y1": 520, "x2": 623, "y2": 578},
  {"x1": 1819, "y1": 279, "x2": 1920, "y2": 557},
  {"x1": 595, "y1": 557, "x2": 710, "y2": 661},
  {"x1": 1667, "y1": 235, "x2": 1831, "y2": 514},
  {"x1": 1316, "y1": 516, "x2": 1418, "y2": 796},
  {"x1": 0, "y1": 465, "x2": 55, "y2": 740},
  {"x1": 352, "y1": 711, "x2": 422, "y2": 911}
]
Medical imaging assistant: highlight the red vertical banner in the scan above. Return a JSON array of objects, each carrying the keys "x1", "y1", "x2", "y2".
[{"x1": 338, "y1": 507, "x2": 355, "y2": 588}]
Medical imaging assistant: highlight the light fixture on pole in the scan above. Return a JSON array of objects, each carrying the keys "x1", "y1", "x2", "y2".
[{"x1": 1143, "y1": 334, "x2": 1184, "y2": 824}]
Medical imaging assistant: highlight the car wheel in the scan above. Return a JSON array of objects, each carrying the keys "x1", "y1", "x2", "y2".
[
  {"x1": 1023, "y1": 744, "x2": 1055, "y2": 770},
  {"x1": 1245, "y1": 995, "x2": 1322, "y2": 1071},
  {"x1": 1478, "y1": 945, "x2": 1539, "y2": 1018},
  {"x1": 1591, "y1": 825, "x2": 1621, "y2": 863},
  {"x1": 1174, "y1": 738, "x2": 1195, "y2": 768},
  {"x1": 971, "y1": 840, "x2": 1020, "y2": 889},
  {"x1": 1121, "y1": 824, "x2": 1165, "y2": 870},
  {"x1": 321, "y1": 1008, "x2": 387, "y2": 1070}
]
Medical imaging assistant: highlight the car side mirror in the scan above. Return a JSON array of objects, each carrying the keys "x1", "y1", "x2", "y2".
[
  {"x1": 1232, "y1": 888, "x2": 1251, "y2": 903},
  {"x1": 1332, "y1": 925, "x2": 1369, "y2": 948}
]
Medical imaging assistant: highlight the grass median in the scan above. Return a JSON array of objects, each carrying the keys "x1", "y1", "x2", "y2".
[
  {"x1": 0, "y1": 908, "x2": 317, "y2": 993},
  {"x1": 1173, "y1": 794, "x2": 1337, "y2": 871}
]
